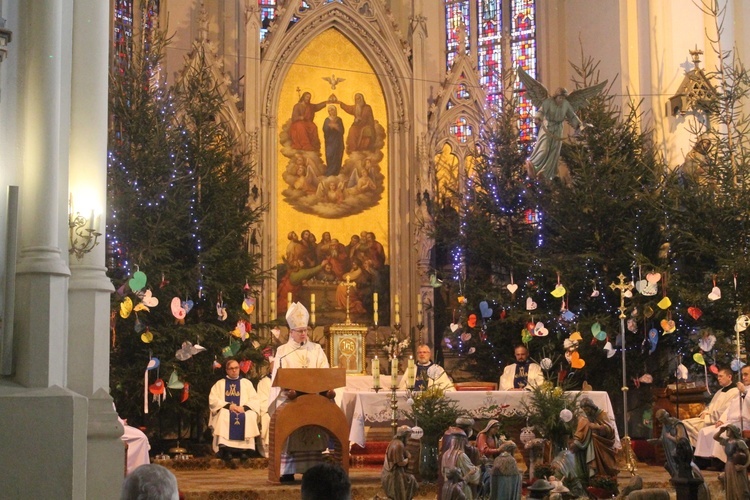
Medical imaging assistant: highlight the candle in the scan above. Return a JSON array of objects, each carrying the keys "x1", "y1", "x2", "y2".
[
  {"x1": 394, "y1": 294, "x2": 400, "y2": 324},
  {"x1": 417, "y1": 309, "x2": 423, "y2": 326},
  {"x1": 374, "y1": 311, "x2": 379, "y2": 326},
  {"x1": 287, "y1": 292, "x2": 292, "y2": 308},
  {"x1": 407, "y1": 365, "x2": 416, "y2": 388},
  {"x1": 270, "y1": 294, "x2": 276, "y2": 319},
  {"x1": 373, "y1": 293, "x2": 378, "y2": 312},
  {"x1": 408, "y1": 355, "x2": 415, "y2": 369},
  {"x1": 417, "y1": 294, "x2": 422, "y2": 313},
  {"x1": 391, "y1": 358, "x2": 399, "y2": 388},
  {"x1": 311, "y1": 294, "x2": 316, "y2": 313},
  {"x1": 372, "y1": 356, "x2": 380, "y2": 388}
]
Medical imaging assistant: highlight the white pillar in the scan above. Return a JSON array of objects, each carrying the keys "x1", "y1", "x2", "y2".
[{"x1": 14, "y1": 0, "x2": 71, "y2": 389}]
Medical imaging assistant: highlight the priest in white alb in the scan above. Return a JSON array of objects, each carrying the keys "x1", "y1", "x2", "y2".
[
  {"x1": 268, "y1": 302, "x2": 330, "y2": 482},
  {"x1": 682, "y1": 367, "x2": 739, "y2": 446},
  {"x1": 399, "y1": 344, "x2": 454, "y2": 391}
]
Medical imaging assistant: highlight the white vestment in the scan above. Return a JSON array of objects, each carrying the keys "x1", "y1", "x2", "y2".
[
  {"x1": 268, "y1": 339, "x2": 330, "y2": 474},
  {"x1": 398, "y1": 362, "x2": 455, "y2": 392},
  {"x1": 256, "y1": 375, "x2": 272, "y2": 457},
  {"x1": 499, "y1": 362, "x2": 544, "y2": 390},
  {"x1": 119, "y1": 417, "x2": 151, "y2": 475},
  {"x1": 208, "y1": 377, "x2": 261, "y2": 452},
  {"x1": 682, "y1": 385, "x2": 739, "y2": 446},
  {"x1": 694, "y1": 393, "x2": 750, "y2": 461}
]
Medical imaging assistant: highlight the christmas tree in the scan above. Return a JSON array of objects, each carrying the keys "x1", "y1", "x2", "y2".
[{"x1": 108, "y1": 22, "x2": 267, "y2": 447}]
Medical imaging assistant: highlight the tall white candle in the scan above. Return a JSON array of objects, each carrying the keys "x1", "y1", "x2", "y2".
[
  {"x1": 287, "y1": 292, "x2": 292, "y2": 308},
  {"x1": 394, "y1": 294, "x2": 400, "y2": 324},
  {"x1": 270, "y1": 294, "x2": 276, "y2": 319},
  {"x1": 372, "y1": 357, "x2": 380, "y2": 388},
  {"x1": 310, "y1": 294, "x2": 316, "y2": 313},
  {"x1": 417, "y1": 294, "x2": 422, "y2": 313},
  {"x1": 391, "y1": 357, "x2": 399, "y2": 388},
  {"x1": 373, "y1": 292, "x2": 378, "y2": 312}
]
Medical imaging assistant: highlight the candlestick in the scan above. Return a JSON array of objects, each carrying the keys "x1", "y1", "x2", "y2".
[
  {"x1": 372, "y1": 356, "x2": 380, "y2": 389},
  {"x1": 391, "y1": 357, "x2": 399, "y2": 388}
]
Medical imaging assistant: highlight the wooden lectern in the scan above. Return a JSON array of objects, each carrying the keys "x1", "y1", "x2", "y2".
[{"x1": 268, "y1": 366, "x2": 349, "y2": 483}]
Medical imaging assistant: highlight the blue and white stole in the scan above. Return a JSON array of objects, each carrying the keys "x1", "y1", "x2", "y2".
[{"x1": 224, "y1": 377, "x2": 245, "y2": 440}]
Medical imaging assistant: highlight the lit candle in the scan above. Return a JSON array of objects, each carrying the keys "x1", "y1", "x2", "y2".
[
  {"x1": 373, "y1": 293, "x2": 378, "y2": 312},
  {"x1": 417, "y1": 309, "x2": 423, "y2": 326},
  {"x1": 407, "y1": 361, "x2": 416, "y2": 388},
  {"x1": 287, "y1": 292, "x2": 292, "y2": 308},
  {"x1": 372, "y1": 356, "x2": 380, "y2": 388},
  {"x1": 270, "y1": 294, "x2": 276, "y2": 320},
  {"x1": 408, "y1": 355, "x2": 415, "y2": 370},
  {"x1": 311, "y1": 294, "x2": 316, "y2": 313},
  {"x1": 391, "y1": 357, "x2": 399, "y2": 388},
  {"x1": 417, "y1": 294, "x2": 422, "y2": 313},
  {"x1": 374, "y1": 311, "x2": 379, "y2": 326},
  {"x1": 394, "y1": 294, "x2": 400, "y2": 325}
]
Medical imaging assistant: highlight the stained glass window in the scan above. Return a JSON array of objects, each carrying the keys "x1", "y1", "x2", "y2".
[
  {"x1": 113, "y1": 0, "x2": 134, "y2": 74},
  {"x1": 449, "y1": 117, "x2": 473, "y2": 144},
  {"x1": 444, "y1": 1, "x2": 536, "y2": 141},
  {"x1": 260, "y1": 0, "x2": 276, "y2": 41}
]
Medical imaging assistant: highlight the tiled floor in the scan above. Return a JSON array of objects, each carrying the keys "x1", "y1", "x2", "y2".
[{"x1": 165, "y1": 457, "x2": 724, "y2": 499}]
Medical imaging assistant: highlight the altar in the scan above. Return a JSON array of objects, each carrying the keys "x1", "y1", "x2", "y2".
[{"x1": 339, "y1": 381, "x2": 620, "y2": 449}]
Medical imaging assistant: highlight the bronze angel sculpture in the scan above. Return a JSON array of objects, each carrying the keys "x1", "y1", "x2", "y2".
[{"x1": 518, "y1": 67, "x2": 607, "y2": 182}]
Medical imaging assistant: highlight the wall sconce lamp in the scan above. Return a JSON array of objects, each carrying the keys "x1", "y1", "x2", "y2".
[{"x1": 68, "y1": 196, "x2": 101, "y2": 260}]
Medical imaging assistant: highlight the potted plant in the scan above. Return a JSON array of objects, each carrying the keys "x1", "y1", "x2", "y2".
[
  {"x1": 522, "y1": 381, "x2": 579, "y2": 457},
  {"x1": 404, "y1": 386, "x2": 463, "y2": 481}
]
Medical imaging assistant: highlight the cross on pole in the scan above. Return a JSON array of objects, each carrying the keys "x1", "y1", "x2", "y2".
[
  {"x1": 342, "y1": 275, "x2": 357, "y2": 325},
  {"x1": 609, "y1": 272, "x2": 637, "y2": 474}
]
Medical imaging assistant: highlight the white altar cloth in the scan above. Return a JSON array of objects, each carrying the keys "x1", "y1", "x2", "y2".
[{"x1": 340, "y1": 390, "x2": 621, "y2": 449}]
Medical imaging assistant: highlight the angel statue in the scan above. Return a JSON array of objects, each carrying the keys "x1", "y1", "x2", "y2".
[{"x1": 517, "y1": 67, "x2": 607, "y2": 182}]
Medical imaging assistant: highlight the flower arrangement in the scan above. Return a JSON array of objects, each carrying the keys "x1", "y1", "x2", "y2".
[
  {"x1": 522, "y1": 381, "x2": 579, "y2": 453},
  {"x1": 381, "y1": 330, "x2": 410, "y2": 359},
  {"x1": 404, "y1": 386, "x2": 463, "y2": 442}
]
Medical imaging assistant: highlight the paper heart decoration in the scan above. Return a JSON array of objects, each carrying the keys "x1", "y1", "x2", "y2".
[
  {"x1": 708, "y1": 286, "x2": 721, "y2": 301},
  {"x1": 643, "y1": 305, "x2": 655, "y2": 318},
  {"x1": 252, "y1": 340, "x2": 260, "y2": 349},
  {"x1": 239, "y1": 360, "x2": 252, "y2": 374},
  {"x1": 635, "y1": 280, "x2": 658, "y2": 296},
  {"x1": 646, "y1": 272, "x2": 662, "y2": 284},
  {"x1": 450, "y1": 323, "x2": 460, "y2": 332},
  {"x1": 731, "y1": 359, "x2": 747, "y2": 371},
  {"x1": 146, "y1": 358, "x2": 160, "y2": 371},
  {"x1": 506, "y1": 283, "x2": 518, "y2": 294},
  {"x1": 171, "y1": 297, "x2": 186, "y2": 319},
  {"x1": 591, "y1": 289, "x2": 600, "y2": 297},
  {"x1": 140, "y1": 330, "x2": 153, "y2": 343},
  {"x1": 120, "y1": 297, "x2": 133, "y2": 319},
  {"x1": 429, "y1": 274, "x2": 443, "y2": 288},
  {"x1": 242, "y1": 297, "x2": 256, "y2": 315},
  {"x1": 581, "y1": 381, "x2": 593, "y2": 392},
  {"x1": 737, "y1": 315, "x2": 750, "y2": 332},
  {"x1": 693, "y1": 352, "x2": 705, "y2": 366},
  {"x1": 467, "y1": 314, "x2": 477, "y2": 328},
  {"x1": 231, "y1": 321, "x2": 247, "y2": 340},
  {"x1": 648, "y1": 328, "x2": 658, "y2": 353},
  {"x1": 141, "y1": 289, "x2": 159, "y2": 308},
  {"x1": 560, "y1": 310, "x2": 576, "y2": 322},
  {"x1": 627, "y1": 318, "x2": 638, "y2": 333},
  {"x1": 563, "y1": 338, "x2": 579, "y2": 350},
  {"x1": 134, "y1": 317, "x2": 145, "y2": 333},
  {"x1": 149, "y1": 379, "x2": 165, "y2": 395},
  {"x1": 167, "y1": 371, "x2": 184, "y2": 390},
  {"x1": 526, "y1": 322, "x2": 535, "y2": 333},
  {"x1": 569, "y1": 331, "x2": 583, "y2": 342},
  {"x1": 660, "y1": 319, "x2": 676, "y2": 333},
  {"x1": 176, "y1": 341, "x2": 196, "y2": 361},
  {"x1": 526, "y1": 297, "x2": 537, "y2": 311},
  {"x1": 444, "y1": 338, "x2": 453, "y2": 349},
  {"x1": 550, "y1": 285, "x2": 567, "y2": 298},
  {"x1": 591, "y1": 322, "x2": 607, "y2": 341},
  {"x1": 181, "y1": 382, "x2": 190, "y2": 403},
  {"x1": 639, "y1": 374, "x2": 653, "y2": 384},
  {"x1": 134, "y1": 302, "x2": 150, "y2": 313},
  {"x1": 657, "y1": 296, "x2": 672, "y2": 309},
  {"x1": 698, "y1": 334, "x2": 716, "y2": 352},
  {"x1": 221, "y1": 339, "x2": 241, "y2": 358},
  {"x1": 479, "y1": 301, "x2": 493, "y2": 319},
  {"x1": 271, "y1": 327, "x2": 281, "y2": 339},
  {"x1": 217, "y1": 302, "x2": 228, "y2": 321},
  {"x1": 467, "y1": 347, "x2": 476, "y2": 354},
  {"x1": 521, "y1": 329, "x2": 533, "y2": 344},
  {"x1": 458, "y1": 296, "x2": 467, "y2": 305},
  {"x1": 624, "y1": 290, "x2": 633, "y2": 298},
  {"x1": 212, "y1": 359, "x2": 222, "y2": 370},
  {"x1": 540, "y1": 358, "x2": 553, "y2": 370},
  {"x1": 709, "y1": 364, "x2": 719, "y2": 374},
  {"x1": 182, "y1": 300, "x2": 194, "y2": 314},
  {"x1": 570, "y1": 351, "x2": 585, "y2": 369},
  {"x1": 500, "y1": 309, "x2": 507, "y2": 319},
  {"x1": 460, "y1": 332, "x2": 472, "y2": 342},
  {"x1": 676, "y1": 363, "x2": 688, "y2": 380},
  {"x1": 533, "y1": 322, "x2": 549, "y2": 337},
  {"x1": 603, "y1": 341, "x2": 616, "y2": 358},
  {"x1": 129, "y1": 271, "x2": 148, "y2": 292},
  {"x1": 688, "y1": 307, "x2": 703, "y2": 320}
]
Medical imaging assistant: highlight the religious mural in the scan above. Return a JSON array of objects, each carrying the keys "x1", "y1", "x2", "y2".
[
  {"x1": 275, "y1": 29, "x2": 390, "y2": 326},
  {"x1": 279, "y1": 91, "x2": 386, "y2": 218}
]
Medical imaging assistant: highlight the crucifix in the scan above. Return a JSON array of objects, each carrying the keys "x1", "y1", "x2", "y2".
[
  {"x1": 342, "y1": 275, "x2": 357, "y2": 325},
  {"x1": 609, "y1": 272, "x2": 637, "y2": 474}
]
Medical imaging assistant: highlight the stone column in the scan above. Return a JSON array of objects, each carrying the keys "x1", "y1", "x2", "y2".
[{"x1": 68, "y1": 0, "x2": 122, "y2": 497}]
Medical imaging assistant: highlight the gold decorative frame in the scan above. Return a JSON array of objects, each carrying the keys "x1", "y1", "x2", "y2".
[{"x1": 327, "y1": 322, "x2": 368, "y2": 375}]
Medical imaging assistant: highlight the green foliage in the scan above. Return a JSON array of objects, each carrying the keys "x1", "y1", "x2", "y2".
[
  {"x1": 522, "y1": 382, "x2": 578, "y2": 449},
  {"x1": 108, "y1": 22, "x2": 266, "y2": 440},
  {"x1": 404, "y1": 386, "x2": 464, "y2": 442}
]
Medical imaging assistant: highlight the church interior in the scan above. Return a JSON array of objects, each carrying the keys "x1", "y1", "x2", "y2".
[{"x1": 3, "y1": 0, "x2": 750, "y2": 498}]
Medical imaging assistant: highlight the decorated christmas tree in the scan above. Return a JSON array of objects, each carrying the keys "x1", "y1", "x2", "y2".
[{"x1": 108, "y1": 23, "x2": 267, "y2": 447}]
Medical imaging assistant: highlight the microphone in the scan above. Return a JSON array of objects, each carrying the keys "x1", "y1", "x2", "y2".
[{"x1": 277, "y1": 342, "x2": 306, "y2": 367}]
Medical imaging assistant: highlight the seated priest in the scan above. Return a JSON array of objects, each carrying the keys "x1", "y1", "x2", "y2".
[
  {"x1": 255, "y1": 361, "x2": 273, "y2": 457},
  {"x1": 499, "y1": 345, "x2": 544, "y2": 391},
  {"x1": 115, "y1": 404, "x2": 151, "y2": 476},
  {"x1": 208, "y1": 358, "x2": 261, "y2": 459},
  {"x1": 694, "y1": 365, "x2": 750, "y2": 467},
  {"x1": 682, "y1": 366, "x2": 738, "y2": 446},
  {"x1": 399, "y1": 344, "x2": 455, "y2": 391},
  {"x1": 268, "y1": 302, "x2": 331, "y2": 483}
]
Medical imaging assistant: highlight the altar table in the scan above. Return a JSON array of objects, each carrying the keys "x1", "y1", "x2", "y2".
[{"x1": 340, "y1": 389, "x2": 621, "y2": 449}]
